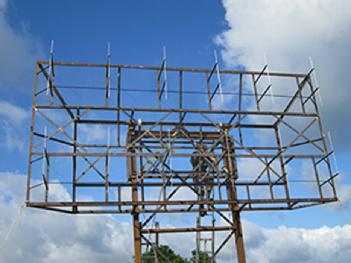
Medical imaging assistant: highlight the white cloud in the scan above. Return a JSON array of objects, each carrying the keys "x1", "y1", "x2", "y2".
[
  {"x1": 1, "y1": 171, "x2": 351, "y2": 262},
  {"x1": 79, "y1": 125, "x2": 108, "y2": 144},
  {"x1": 244, "y1": 223, "x2": 351, "y2": 263},
  {"x1": 0, "y1": 0, "x2": 43, "y2": 91},
  {"x1": 215, "y1": 0, "x2": 351, "y2": 212},
  {"x1": 0, "y1": 100, "x2": 28, "y2": 124},
  {"x1": 0, "y1": 101, "x2": 29, "y2": 151},
  {"x1": 215, "y1": 0, "x2": 351, "y2": 150},
  {"x1": 0, "y1": 172, "x2": 134, "y2": 263}
]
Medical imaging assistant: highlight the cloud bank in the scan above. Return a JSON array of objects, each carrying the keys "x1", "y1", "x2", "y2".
[
  {"x1": 0, "y1": 172, "x2": 350, "y2": 262},
  {"x1": 215, "y1": 0, "x2": 351, "y2": 151}
]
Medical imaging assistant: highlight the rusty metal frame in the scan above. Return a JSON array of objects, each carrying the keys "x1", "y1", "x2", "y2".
[{"x1": 26, "y1": 60, "x2": 338, "y2": 263}]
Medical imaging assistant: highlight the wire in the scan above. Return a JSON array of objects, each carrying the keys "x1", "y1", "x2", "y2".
[
  {"x1": 0, "y1": 204, "x2": 24, "y2": 250},
  {"x1": 338, "y1": 199, "x2": 351, "y2": 224},
  {"x1": 56, "y1": 85, "x2": 305, "y2": 99}
]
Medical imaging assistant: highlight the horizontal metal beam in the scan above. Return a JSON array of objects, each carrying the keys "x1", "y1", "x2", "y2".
[
  {"x1": 34, "y1": 105, "x2": 317, "y2": 117},
  {"x1": 75, "y1": 181, "x2": 284, "y2": 187},
  {"x1": 141, "y1": 226, "x2": 234, "y2": 234},
  {"x1": 31, "y1": 151, "x2": 325, "y2": 158},
  {"x1": 27, "y1": 197, "x2": 336, "y2": 208},
  {"x1": 38, "y1": 61, "x2": 308, "y2": 78},
  {"x1": 76, "y1": 120, "x2": 274, "y2": 129},
  {"x1": 27, "y1": 198, "x2": 336, "y2": 214}
]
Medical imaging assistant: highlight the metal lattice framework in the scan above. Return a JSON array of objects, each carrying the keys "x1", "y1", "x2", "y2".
[{"x1": 26, "y1": 54, "x2": 338, "y2": 263}]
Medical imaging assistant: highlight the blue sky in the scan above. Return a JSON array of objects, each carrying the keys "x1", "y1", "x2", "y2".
[
  {"x1": 1, "y1": 1, "x2": 351, "y2": 262},
  {"x1": 7, "y1": 0, "x2": 225, "y2": 68}
]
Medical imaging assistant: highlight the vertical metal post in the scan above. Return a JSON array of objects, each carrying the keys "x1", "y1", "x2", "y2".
[
  {"x1": 138, "y1": 125, "x2": 145, "y2": 211},
  {"x1": 296, "y1": 77, "x2": 306, "y2": 114},
  {"x1": 214, "y1": 50, "x2": 223, "y2": 102},
  {"x1": 26, "y1": 63, "x2": 39, "y2": 204},
  {"x1": 44, "y1": 159, "x2": 50, "y2": 202},
  {"x1": 196, "y1": 216, "x2": 200, "y2": 263},
  {"x1": 129, "y1": 124, "x2": 142, "y2": 263},
  {"x1": 163, "y1": 47, "x2": 168, "y2": 101},
  {"x1": 117, "y1": 66, "x2": 121, "y2": 146},
  {"x1": 211, "y1": 211, "x2": 215, "y2": 263},
  {"x1": 179, "y1": 70, "x2": 183, "y2": 122},
  {"x1": 157, "y1": 70, "x2": 161, "y2": 108},
  {"x1": 265, "y1": 157, "x2": 275, "y2": 199},
  {"x1": 47, "y1": 40, "x2": 54, "y2": 105},
  {"x1": 72, "y1": 109, "x2": 79, "y2": 212},
  {"x1": 252, "y1": 74, "x2": 260, "y2": 111},
  {"x1": 206, "y1": 72, "x2": 212, "y2": 110},
  {"x1": 274, "y1": 126, "x2": 291, "y2": 204},
  {"x1": 238, "y1": 73, "x2": 243, "y2": 144},
  {"x1": 44, "y1": 126, "x2": 50, "y2": 202},
  {"x1": 222, "y1": 128, "x2": 246, "y2": 263},
  {"x1": 312, "y1": 157, "x2": 323, "y2": 199},
  {"x1": 155, "y1": 221, "x2": 160, "y2": 248},
  {"x1": 117, "y1": 186, "x2": 122, "y2": 211},
  {"x1": 233, "y1": 213, "x2": 246, "y2": 263},
  {"x1": 105, "y1": 42, "x2": 111, "y2": 106},
  {"x1": 105, "y1": 128, "x2": 110, "y2": 202},
  {"x1": 133, "y1": 211, "x2": 141, "y2": 263}
]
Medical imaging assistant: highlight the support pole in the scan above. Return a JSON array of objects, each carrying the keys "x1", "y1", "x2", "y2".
[
  {"x1": 128, "y1": 124, "x2": 142, "y2": 263},
  {"x1": 195, "y1": 216, "x2": 200, "y2": 263},
  {"x1": 222, "y1": 128, "x2": 246, "y2": 263},
  {"x1": 233, "y1": 213, "x2": 245, "y2": 263},
  {"x1": 133, "y1": 213, "x2": 141, "y2": 263}
]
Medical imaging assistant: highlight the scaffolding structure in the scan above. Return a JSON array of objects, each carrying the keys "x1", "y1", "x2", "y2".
[{"x1": 26, "y1": 50, "x2": 339, "y2": 262}]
